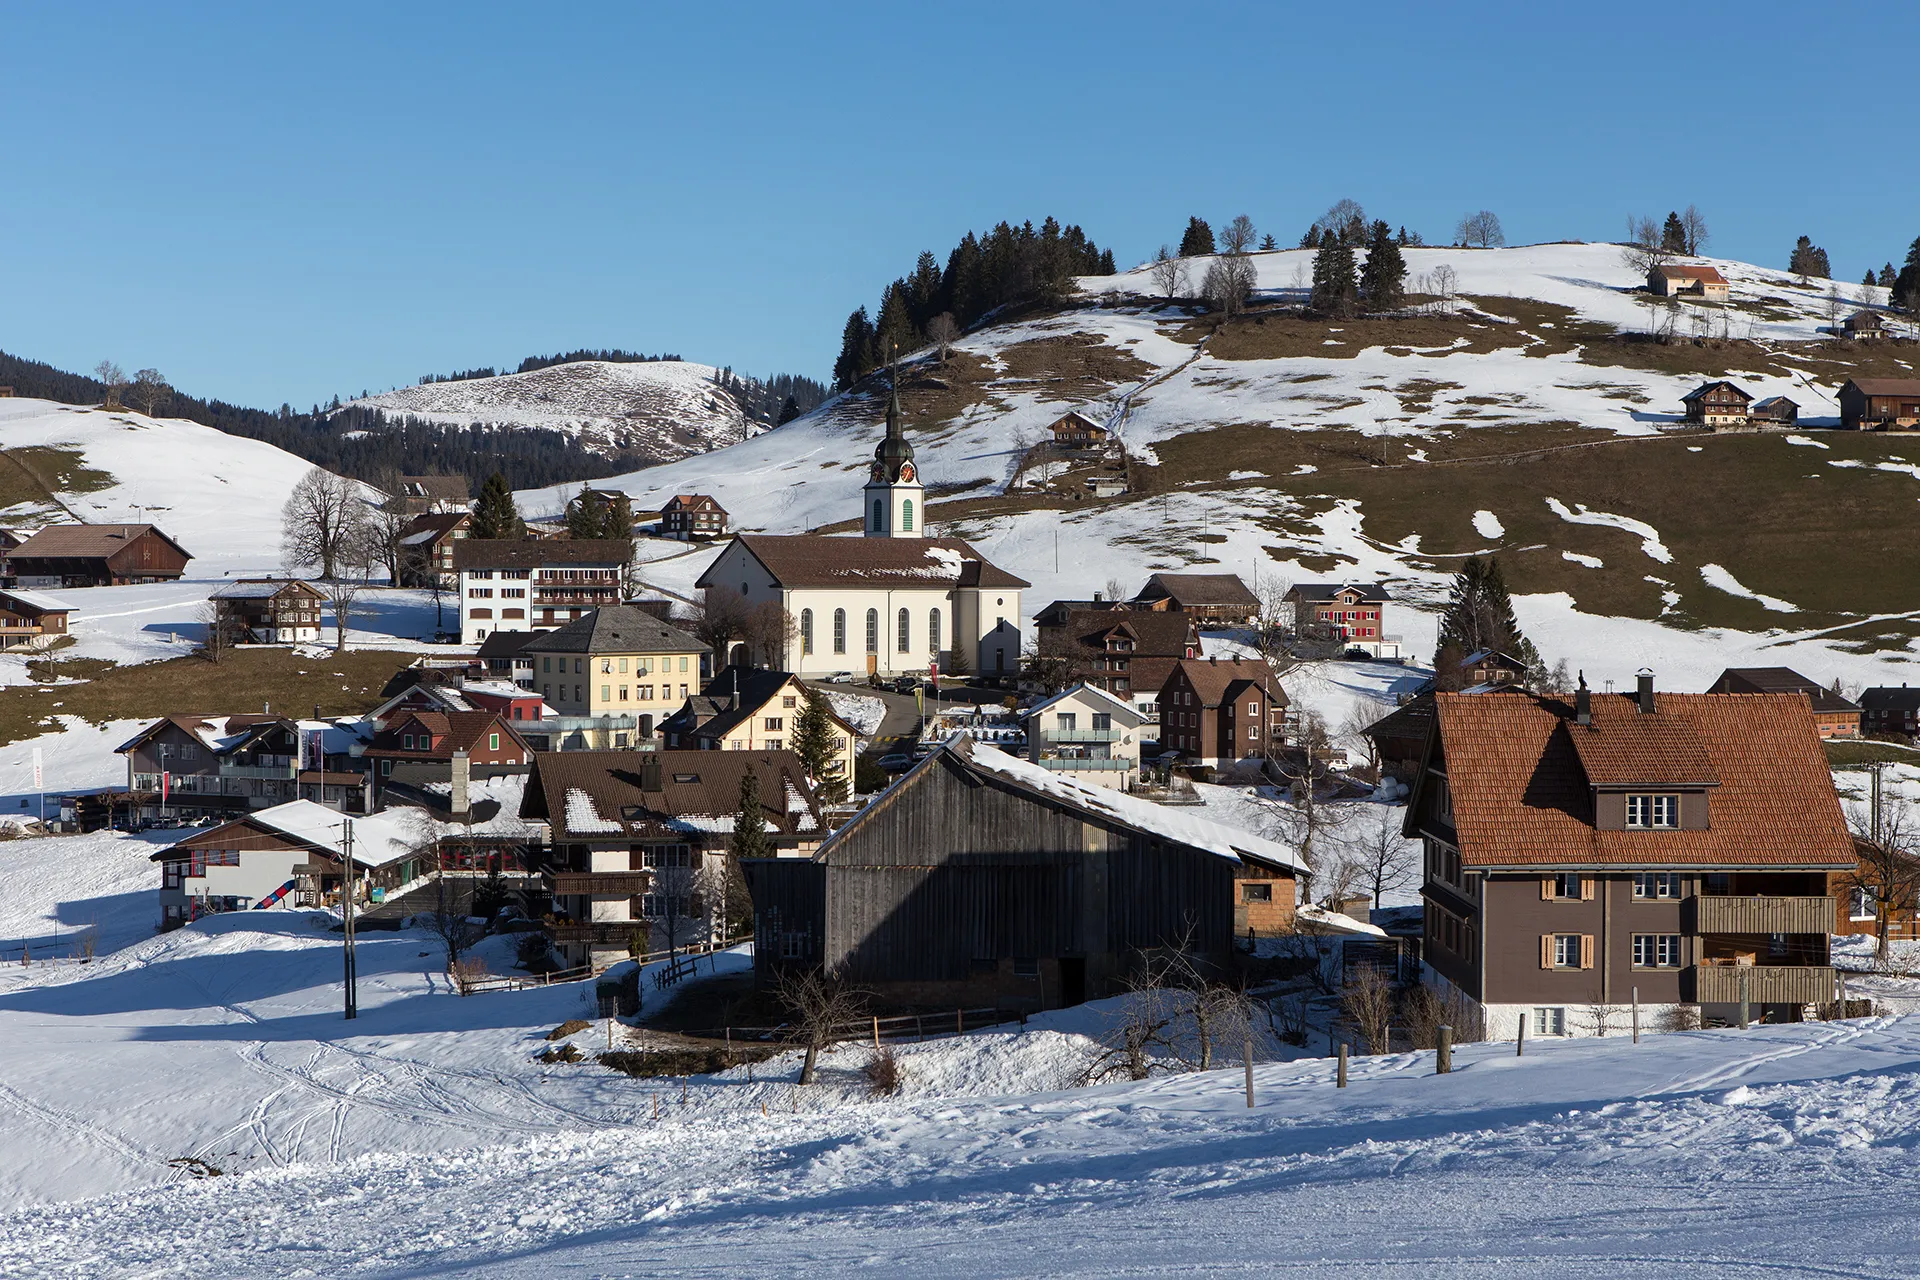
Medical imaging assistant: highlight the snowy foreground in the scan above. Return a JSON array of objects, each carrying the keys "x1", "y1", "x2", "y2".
[{"x1": 0, "y1": 891, "x2": 1918, "y2": 1276}]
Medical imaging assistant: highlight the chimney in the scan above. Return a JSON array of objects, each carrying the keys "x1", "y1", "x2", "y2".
[
  {"x1": 1209, "y1": 654, "x2": 1217, "y2": 665},
  {"x1": 1636, "y1": 669, "x2": 1656, "y2": 715},
  {"x1": 313, "y1": 704, "x2": 321, "y2": 722},
  {"x1": 1093, "y1": 591, "x2": 1103, "y2": 602},
  {"x1": 1575, "y1": 672, "x2": 1591, "y2": 726},
  {"x1": 640, "y1": 757, "x2": 663, "y2": 793},
  {"x1": 449, "y1": 748, "x2": 470, "y2": 816}
]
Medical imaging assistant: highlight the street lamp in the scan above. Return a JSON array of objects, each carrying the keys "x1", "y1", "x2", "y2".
[{"x1": 333, "y1": 817, "x2": 360, "y2": 1020}]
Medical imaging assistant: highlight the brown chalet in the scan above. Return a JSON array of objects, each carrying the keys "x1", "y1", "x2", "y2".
[
  {"x1": 1839, "y1": 378, "x2": 1920, "y2": 430},
  {"x1": 1130, "y1": 572, "x2": 1260, "y2": 625},
  {"x1": 1047, "y1": 410, "x2": 1111, "y2": 449},
  {"x1": 0, "y1": 588, "x2": 72, "y2": 650},
  {"x1": 1842, "y1": 310, "x2": 1885, "y2": 341},
  {"x1": 1408, "y1": 675, "x2": 1855, "y2": 1039},
  {"x1": 1750, "y1": 395, "x2": 1799, "y2": 427},
  {"x1": 1680, "y1": 380, "x2": 1752, "y2": 428},
  {"x1": 7, "y1": 524, "x2": 191, "y2": 588},
  {"x1": 208, "y1": 578, "x2": 325, "y2": 644},
  {"x1": 1708, "y1": 667, "x2": 1859, "y2": 738},
  {"x1": 660, "y1": 494, "x2": 726, "y2": 541},
  {"x1": 1157, "y1": 655, "x2": 1288, "y2": 768},
  {"x1": 1035, "y1": 608, "x2": 1198, "y2": 706},
  {"x1": 362, "y1": 707, "x2": 532, "y2": 805},
  {"x1": 397, "y1": 512, "x2": 470, "y2": 587}
]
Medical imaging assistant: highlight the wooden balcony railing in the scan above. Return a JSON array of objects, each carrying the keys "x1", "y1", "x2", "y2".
[
  {"x1": 549, "y1": 871, "x2": 651, "y2": 896},
  {"x1": 1688, "y1": 895, "x2": 1835, "y2": 935},
  {"x1": 1689, "y1": 964, "x2": 1838, "y2": 1004}
]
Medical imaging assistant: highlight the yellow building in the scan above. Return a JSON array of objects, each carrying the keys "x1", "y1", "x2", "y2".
[
  {"x1": 661, "y1": 667, "x2": 859, "y2": 791},
  {"x1": 521, "y1": 606, "x2": 708, "y2": 736}
]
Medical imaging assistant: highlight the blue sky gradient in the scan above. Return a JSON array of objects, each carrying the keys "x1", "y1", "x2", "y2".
[{"x1": 2, "y1": 1, "x2": 1914, "y2": 408}]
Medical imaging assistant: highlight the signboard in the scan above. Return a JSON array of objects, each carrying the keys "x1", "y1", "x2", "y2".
[{"x1": 30, "y1": 747, "x2": 42, "y2": 791}]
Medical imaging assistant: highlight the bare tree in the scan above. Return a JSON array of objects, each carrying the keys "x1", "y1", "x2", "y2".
[
  {"x1": 1846, "y1": 766, "x2": 1920, "y2": 964},
  {"x1": 1620, "y1": 214, "x2": 1673, "y2": 278},
  {"x1": 1082, "y1": 949, "x2": 1190, "y2": 1082},
  {"x1": 1102, "y1": 576, "x2": 1128, "y2": 604},
  {"x1": 128, "y1": 368, "x2": 169, "y2": 417},
  {"x1": 1428, "y1": 264, "x2": 1459, "y2": 316},
  {"x1": 1268, "y1": 711, "x2": 1351, "y2": 891},
  {"x1": 690, "y1": 587, "x2": 750, "y2": 668},
  {"x1": 281, "y1": 467, "x2": 372, "y2": 580},
  {"x1": 366, "y1": 506, "x2": 411, "y2": 586},
  {"x1": 197, "y1": 598, "x2": 246, "y2": 662},
  {"x1": 1219, "y1": 214, "x2": 1257, "y2": 256},
  {"x1": 650, "y1": 853, "x2": 697, "y2": 956},
  {"x1": 742, "y1": 600, "x2": 800, "y2": 669},
  {"x1": 1826, "y1": 285, "x2": 1848, "y2": 334},
  {"x1": 1202, "y1": 255, "x2": 1258, "y2": 318},
  {"x1": 93, "y1": 361, "x2": 128, "y2": 409},
  {"x1": 1314, "y1": 199, "x2": 1367, "y2": 244},
  {"x1": 1339, "y1": 703, "x2": 1383, "y2": 782},
  {"x1": 1339, "y1": 802, "x2": 1417, "y2": 906},
  {"x1": 1148, "y1": 245, "x2": 1188, "y2": 299},
  {"x1": 1454, "y1": 210, "x2": 1505, "y2": 249},
  {"x1": 926, "y1": 312, "x2": 960, "y2": 364},
  {"x1": 1340, "y1": 962, "x2": 1394, "y2": 1054},
  {"x1": 1680, "y1": 204, "x2": 1710, "y2": 257},
  {"x1": 774, "y1": 968, "x2": 868, "y2": 1085}
]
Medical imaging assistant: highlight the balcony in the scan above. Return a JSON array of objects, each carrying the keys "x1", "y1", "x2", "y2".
[
  {"x1": 547, "y1": 920, "x2": 644, "y2": 945},
  {"x1": 1042, "y1": 728, "x2": 1121, "y2": 744},
  {"x1": 1689, "y1": 964, "x2": 1838, "y2": 1005},
  {"x1": 1687, "y1": 895, "x2": 1835, "y2": 935},
  {"x1": 219, "y1": 763, "x2": 298, "y2": 781},
  {"x1": 549, "y1": 871, "x2": 651, "y2": 896},
  {"x1": 1036, "y1": 757, "x2": 1132, "y2": 771}
]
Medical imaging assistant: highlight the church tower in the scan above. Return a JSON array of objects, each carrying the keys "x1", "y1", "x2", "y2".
[{"x1": 862, "y1": 371, "x2": 924, "y2": 538}]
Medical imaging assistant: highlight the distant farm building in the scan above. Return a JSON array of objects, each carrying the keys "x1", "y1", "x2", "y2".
[
  {"x1": 1648, "y1": 263, "x2": 1730, "y2": 301},
  {"x1": 1681, "y1": 380, "x2": 1753, "y2": 429},
  {"x1": 1839, "y1": 379, "x2": 1920, "y2": 430}
]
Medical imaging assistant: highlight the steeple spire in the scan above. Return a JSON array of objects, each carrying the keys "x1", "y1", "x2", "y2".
[
  {"x1": 862, "y1": 350, "x2": 923, "y2": 538},
  {"x1": 885, "y1": 352, "x2": 903, "y2": 440}
]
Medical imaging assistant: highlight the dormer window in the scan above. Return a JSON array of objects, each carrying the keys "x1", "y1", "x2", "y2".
[{"x1": 1626, "y1": 794, "x2": 1679, "y2": 829}]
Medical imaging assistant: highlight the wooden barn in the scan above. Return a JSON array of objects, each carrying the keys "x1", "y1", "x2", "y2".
[
  {"x1": 5, "y1": 523, "x2": 192, "y2": 587},
  {"x1": 744, "y1": 737, "x2": 1305, "y2": 1011},
  {"x1": 1839, "y1": 378, "x2": 1920, "y2": 430}
]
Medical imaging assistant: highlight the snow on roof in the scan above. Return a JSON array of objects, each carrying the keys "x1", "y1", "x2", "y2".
[
  {"x1": 1025, "y1": 683, "x2": 1147, "y2": 724},
  {"x1": 564, "y1": 787, "x2": 623, "y2": 834},
  {"x1": 1296, "y1": 903, "x2": 1389, "y2": 938},
  {"x1": 416, "y1": 774, "x2": 546, "y2": 838},
  {"x1": 459, "y1": 679, "x2": 537, "y2": 701},
  {"x1": 208, "y1": 579, "x2": 303, "y2": 599},
  {"x1": 954, "y1": 740, "x2": 1305, "y2": 872},
  {"x1": 0, "y1": 588, "x2": 73, "y2": 612},
  {"x1": 246, "y1": 800, "x2": 421, "y2": 869}
]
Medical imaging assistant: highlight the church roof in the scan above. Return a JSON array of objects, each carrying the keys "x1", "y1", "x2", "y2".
[{"x1": 701, "y1": 535, "x2": 1029, "y2": 590}]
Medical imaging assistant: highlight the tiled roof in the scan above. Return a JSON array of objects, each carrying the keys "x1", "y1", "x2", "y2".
[
  {"x1": 1052, "y1": 609, "x2": 1196, "y2": 656},
  {"x1": 517, "y1": 605, "x2": 702, "y2": 656},
  {"x1": 1653, "y1": 263, "x2": 1728, "y2": 284},
  {"x1": 1845, "y1": 378, "x2": 1920, "y2": 397},
  {"x1": 1166, "y1": 656, "x2": 1286, "y2": 708},
  {"x1": 452, "y1": 539, "x2": 631, "y2": 570},
  {"x1": 10, "y1": 523, "x2": 190, "y2": 561},
  {"x1": 520, "y1": 749, "x2": 821, "y2": 840},
  {"x1": 1566, "y1": 712, "x2": 1719, "y2": 787},
  {"x1": 706, "y1": 535, "x2": 1029, "y2": 590},
  {"x1": 1362, "y1": 693, "x2": 1434, "y2": 744},
  {"x1": 1134, "y1": 572, "x2": 1259, "y2": 609},
  {"x1": 1431, "y1": 691, "x2": 1854, "y2": 868},
  {"x1": 1681, "y1": 379, "x2": 1752, "y2": 403},
  {"x1": 368, "y1": 709, "x2": 526, "y2": 757}
]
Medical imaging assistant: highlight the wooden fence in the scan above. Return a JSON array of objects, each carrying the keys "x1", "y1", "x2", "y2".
[
  {"x1": 681, "y1": 1006, "x2": 1023, "y2": 1047},
  {"x1": 454, "y1": 937, "x2": 750, "y2": 997}
]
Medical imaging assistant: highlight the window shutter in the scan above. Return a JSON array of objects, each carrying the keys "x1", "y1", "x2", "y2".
[
  {"x1": 1540, "y1": 934, "x2": 1553, "y2": 968},
  {"x1": 1580, "y1": 877, "x2": 1596, "y2": 902},
  {"x1": 1540, "y1": 877, "x2": 1553, "y2": 901},
  {"x1": 1580, "y1": 935, "x2": 1596, "y2": 969}
]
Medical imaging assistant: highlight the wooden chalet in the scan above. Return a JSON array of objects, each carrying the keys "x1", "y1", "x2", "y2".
[
  {"x1": 1130, "y1": 572, "x2": 1260, "y2": 624},
  {"x1": 0, "y1": 587, "x2": 72, "y2": 650},
  {"x1": 1750, "y1": 395, "x2": 1799, "y2": 427},
  {"x1": 1046, "y1": 410, "x2": 1111, "y2": 449},
  {"x1": 397, "y1": 512, "x2": 470, "y2": 587},
  {"x1": 1458, "y1": 648, "x2": 1528, "y2": 689},
  {"x1": 6, "y1": 523, "x2": 191, "y2": 588},
  {"x1": 660, "y1": 494, "x2": 727, "y2": 541},
  {"x1": 362, "y1": 705, "x2": 532, "y2": 805},
  {"x1": 744, "y1": 737, "x2": 1306, "y2": 1010},
  {"x1": 1861, "y1": 685, "x2": 1920, "y2": 739},
  {"x1": 1680, "y1": 380, "x2": 1753, "y2": 428},
  {"x1": 208, "y1": 578, "x2": 325, "y2": 644},
  {"x1": 1034, "y1": 607, "x2": 1199, "y2": 704},
  {"x1": 1707, "y1": 667, "x2": 1860, "y2": 738},
  {"x1": 1839, "y1": 378, "x2": 1920, "y2": 430},
  {"x1": 1842, "y1": 311, "x2": 1885, "y2": 341}
]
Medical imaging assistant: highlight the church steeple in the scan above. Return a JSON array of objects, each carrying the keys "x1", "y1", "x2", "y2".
[{"x1": 862, "y1": 361, "x2": 924, "y2": 538}]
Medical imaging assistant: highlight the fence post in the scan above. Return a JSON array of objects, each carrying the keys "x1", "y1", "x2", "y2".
[
  {"x1": 1739, "y1": 969, "x2": 1751, "y2": 1030},
  {"x1": 1436, "y1": 1024, "x2": 1452, "y2": 1075},
  {"x1": 1337, "y1": 1042, "x2": 1348, "y2": 1088},
  {"x1": 1631, "y1": 986, "x2": 1640, "y2": 1044},
  {"x1": 872, "y1": 1015, "x2": 880, "y2": 1050},
  {"x1": 1243, "y1": 1034, "x2": 1254, "y2": 1108},
  {"x1": 956, "y1": 1007, "x2": 964, "y2": 1036},
  {"x1": 915, "y1": 1014, "x2": 924, "y2": 1043},
  {"x1": 1516, "y1": 1013, "x2": 1526, "y2": 1057}
]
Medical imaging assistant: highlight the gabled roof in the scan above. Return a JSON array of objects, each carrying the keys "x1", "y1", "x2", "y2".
[
  {"x1": 1681, "y1": 379, "x2": 1753, "y2": 403},
  {"x1": 155, "y1": 800, "x2": 422, "y2": 870},
  {"x1": 819, "y1": 738, "x2": 1304, "y2": 874},
  {"x1": 701, "y1": 535, "x2": 1029, "y2": 590},
  {"x1": 1752, "y1": 395, "x2": 1799, "y2": 411},
  {"x1": 115, "y1": 714, "x2": 287, "y2": 756},
  {"x1": 1051, "y1": 609, "x2": 1196, "y2": 656},
  {"x1": 0, "y1": 588, "x2": 72, "y2": 614},
  {"x1": 664, "y1": 493, "x2": 724, "y2": 511},
  {"x1": 398, "y1": 475, "x2": 470, "y2": 503},
  {"x1": 1653, "y1": 263, "x2": 1728, "y2": 284},
  {"x1": 1025, "y1": 682, "x2": 1149, "y2": 727},
  {"x1": 1286, "y1": 582, "x2": 1392, "y2": 603},
  {"x1": 208, "y1": 578, "x2": 323, "y2": 601},
  {"x1": 451, "y1": 539, "x2": 632, "y2": 570},
  {"x1": 10, "y1": 523, "x2": 191, "y2": 562},
  {"x1": 1133, "y1": 572, "x2": 1259, "y2": 609},
  {"x1": 520, "y1": 750, "x2": 822, "y2": 840},
  {"x1": 1844, "y1": 310, "x2": 1885, "y2": 328},
  {"x1": 373, "y1": 708, "x2": 527, "y2": 756},
  {"x1": 1843, "y1": 378, "x2": 1920, "y2": 397},
  {"x1": 661, "y1": 668, "x2": 850, "y2": 745},
  {"x1": 1165, "y1": 656, "x2": 1286, "y2": 708},
  {"x1": 1425, "y1": 690, "x2": 1854, "y2": 868},
  {"x1": 1362, "y1": 693, "x2": 1434, "y2": 744},
  {"x1": 517, "y1": 605, "x2": 703, "y2": 656},
  {"x1": 1710, "y1": 667, "x2": 1860, "y2": 714},
  {"x1": 475, "y1": 630, "x2": 537, "y2": 660},
  {"x1": 1862, "y1": 686, "x2": 1920, "y2": 714},
  {"x1": 1048, "y1": 410, "x2": 1107, "y2": 432},
  {"x1": 399, "y1": 512, "x2": 469, "y2": 546}
]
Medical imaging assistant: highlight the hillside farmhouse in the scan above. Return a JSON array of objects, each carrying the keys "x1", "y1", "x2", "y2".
[
  {"x1": 1130, "y1": 572, "x2": 1260, "y2": 625},
  {"x1": 1680, "y1": 380, "x2": 1753, "y2": 428},
  {"x1": 1647, "y1": 263, "x2": 1730, "y2": 301},
  {"x1": 0, "y1": 588, "x2": 71, "y2": 650},
  {"x1": 1033, "y1": 608, "x2": 1199, "y2": 712},
  {"x1": 1708, "y1": 667, "x2": 1860, "y2": 738},
  {"x1": 1750, "y1": 395, "x2": 1799, "y2": 427},
  {"x1": 1861, "y1": 686, "x2": 1920, "y2": 739},
  {"x1": 1839, "y1": 378, "x2": 1920, "y2": 430},
  {"x1": 7, "y1": 523, "x2": 191, "y2": 588},
  {"x1": 1285, "y1": 582, "x2": 1398, "y2": 657},
  {"x1": 1842, "y1": 311, "x2": 1884, "y2": 341},
  {"x1": 209, "y1": 578, "x2": 325, "y2": 644},
  {"x1": 660, "y1": 494, "x2": 727, "y2": 540},
  {"x1": 1046, "y1": 410, "x2": 1111, "y2": 449}
]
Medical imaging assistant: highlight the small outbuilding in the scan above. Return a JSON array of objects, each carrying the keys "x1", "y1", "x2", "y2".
[{"x1": 1750, "y1": 395, "x2": 1799, "y2": 427}]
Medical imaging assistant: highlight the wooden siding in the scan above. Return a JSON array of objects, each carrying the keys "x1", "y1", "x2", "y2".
[
  {"x1": 1688, "y1": 894, "x2": 1834, "y2": 935},
  {"x1": 1690, "y1": 964, "x2": 1837, "y2": 1004}
]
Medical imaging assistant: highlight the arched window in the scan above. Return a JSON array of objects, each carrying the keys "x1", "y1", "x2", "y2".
[
  {"x1": 833, "y1": 608, "x2": 847, "y2": 654},
  {"x1": 865, "y1": 608, "x2": 879, "y2": 653},
  {"x1": 800, "y1": 608, "x2": 814, "y2": 656},
  {"x1": 897, "y1": 607, "x2": 911, "y2": 653},
  {"x1": 872, "y1": 499, "x2": 885, "y2": 532},
  {"x1": 901, "y1": 499, "x2": 914, "y2": 532},
  {"x1": 928, "y1": 608, "x2": 941, "y2": 654}
]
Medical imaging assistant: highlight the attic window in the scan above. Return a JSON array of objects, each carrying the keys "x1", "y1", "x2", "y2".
[
  {"x1": 673, "y1": 772, "x2": 700, "y2": 784},
  {"x1": 1626, "y1": 794, "x2": 1679, "y2": 829}
]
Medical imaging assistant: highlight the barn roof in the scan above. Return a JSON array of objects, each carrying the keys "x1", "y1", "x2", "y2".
[
  {"x1": 1133, "y1": 572, "x2": 1259, "y2": 609},
  {"x1": 1843, "y1": 378, "x2": 1920, "y2": 397},
  {"x1": 10, "y1": 523, "x2": 191, "y2": 562},
  {"x1": 1653, "y1": 263, "x2": 1728, "y2": 284},
  {"x1": 704, "y1": 535, "x2": 1028, "y2": 590}
]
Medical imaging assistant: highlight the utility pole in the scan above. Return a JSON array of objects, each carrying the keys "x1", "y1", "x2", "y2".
[{"x1": 342, "y1": 818, "x2": 359, "y2": 1020}]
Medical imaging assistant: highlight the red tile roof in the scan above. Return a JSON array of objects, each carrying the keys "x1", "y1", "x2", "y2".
[
  {"x1": 1432, "y1": 690, "x2": 1853, "y2": 868},
  {"x1": 1654, "y1": 263, "x2": 1728, "y2": 284}
]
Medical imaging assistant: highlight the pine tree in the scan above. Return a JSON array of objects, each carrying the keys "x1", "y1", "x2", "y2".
[
  {"x1": 776, "y1": 395, "x2": 801, "y2": 425},
  {"x1": 832, "y1": 307, "x2": 877, "y2": 390},
  {"x1": 1894, "y1": 237, "x2": 1920, "y2": 311},
  {"x1": 1359, "y1": 221, "x2": 1406, "y2": 312},
  {"x1": 728, "y1": 768, "x2": 772, "y2": 862},
  {"x1": 1661, "y1": 212, "x2": 1687, "y2": 255},
  {"x1": 1789, "y1": 235, "x2": 1831, "y2": 281},
  {"x1": 1879, "y1": 263, "x2": 1898, "y2": 289},
  {"x1": 566, "y1": 488, "x2": 608, "y2": 540},
  {"x1": 1433, "y1": 556, "x2": 1541, "y2": 685},
  {"x1": 1179, "y1": 216, "x2": 1215, "y2": 257},
  {"x1": 1259, "y1": 233, "x2": 1277, "y2": 251},
  {"x1": 1310, "y1": 237, "x2": 1358, "y2": 317},
  {"x1": 470, "y1": 472, "x2": 523, "y2": 540},
  {"x1": 789, "y1": 689, "x2": 847, "y2": 805},
  {"x1": 1300, "y1": 224, "x2": 1321, "y2": 250},
  {"x1": 1865, "y1": 269, "x2": 1879, "y2": 288}
]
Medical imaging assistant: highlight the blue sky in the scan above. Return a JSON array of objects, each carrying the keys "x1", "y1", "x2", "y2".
[{"x1": 2, "y1": 2, "x2": 1914, "y2": 410}]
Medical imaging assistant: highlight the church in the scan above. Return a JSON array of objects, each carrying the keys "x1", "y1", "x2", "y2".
[{"x1": 695, "y1": 380, "x2": 1028, "y2": 679}]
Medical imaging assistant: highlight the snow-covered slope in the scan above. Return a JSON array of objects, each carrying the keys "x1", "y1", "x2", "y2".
[{"x1": 346, "y1": 359, "x2": 752, "y2": 461}]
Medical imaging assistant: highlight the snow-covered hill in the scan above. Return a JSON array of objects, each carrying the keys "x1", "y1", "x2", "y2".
[
  {"x1": 346, "y1": 359, "x2": 753, "y2": 462},
  {"x1": 546, "y1": 242, "x2": 1920, "y2": 700}
]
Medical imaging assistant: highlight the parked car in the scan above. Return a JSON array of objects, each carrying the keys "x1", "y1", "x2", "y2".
[
  {"x1": 823, "y1": 671, "x2": 856, "y2": 684},
  {"x1": 890, "y1": 676, "x2": 922, "y2": 694},
  {"x1": 875, "y1": 753, "x2": 914, "y2": 773}
]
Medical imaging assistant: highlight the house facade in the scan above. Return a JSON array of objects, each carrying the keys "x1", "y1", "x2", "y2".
[
  {"x1": 1047, "y1": 410, "x2": 1111, "y2": 449},
  {"x1": 1023, "y1": 683, "x2": 1147, "y2": 790},
  {"x1": 1861, "y1": 686, "x2": 1920, "y2": 739},
  {"x1": 1156, "y1": 656, "x2": 1288, "y2": 768},
  {"x1": 1839, "y1": 378, "x2": 1920, "y2": 430},
  {"x1": 520, "y1": 750, "x2": 825, "y2": 968},
  {"x1": 209, "y1": 578, "x2": 325, "y2": 644},
  {"x1": 452, "y1": 539, "x2": 631, "y2": 645},
  {"x1": 7, "y1": 523, "x2": 191, "y2": 587},
  {"x1": 1842, "y1": 310, "x2": 1884, "y2": 341},
  {"x1": 1034, "y1": 608, "x2": 1199, "y2": 711},
  {"x1": 744, "y1": 738, "x2": 1304, "y2": 1010},
  {"x1": 1680, "y1": 380, "x2": 1753, "y2": 428},
  {"x1": 660, "y1": 494, "x2": 727, "y2": 540},
  {"x1": 1408, "y1": 677, "x2": 1855, "y2": 1039},
  {"x1": 520, "y1": 606, "x2": 707, "y2": 734},
  {"x1": 1708, "y1": 667, "x2": 1860, "y2": 738},
  {"x1": 1285, "y1": 582, "x2": 1398, "y2": 657},
  {"x1": 1750, "y1": 395, "x2": 1799, "y2": 427},
  {"x1": 660, "y1": 667, "x2": 858, "y2": 789},
  {"x1": 0, "y1": 588, "x2": 71, "y2": 650},
  {"x1": 1129, "y1": 572, "x2": 1260, "y2": 625},
  {"x1": 1648, "y1": 263, "x2": 1730, "y2": 301},
  {"x1": 397, "y1": 512, "x2": 470, "y2": 588}
]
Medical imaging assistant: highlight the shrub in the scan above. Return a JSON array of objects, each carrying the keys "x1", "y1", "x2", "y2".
[
  {"x1": 516, "y1": 933, "x2": 552, "y2": 970},
  {"x1": 546, "y1": 1019, "x2": 591, "y2": 1041},
  {"x1": 1656, "y1": 1003, "x2": 1702, "y2": 1033},
  {"x1": 863, "y1": 1045, "x2": 902, "y2": 1096},
  {"x1": 449, "y1": 956, "x2": 489, "y2": 994},
  {"x1": 537, "y1": 1042, "x2": 584, "y2": 1064}
]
